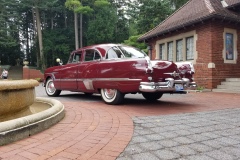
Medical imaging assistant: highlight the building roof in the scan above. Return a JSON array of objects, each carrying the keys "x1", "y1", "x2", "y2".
[{"x1": 139, "y1": 0, "x2": 240, "y2": 42}]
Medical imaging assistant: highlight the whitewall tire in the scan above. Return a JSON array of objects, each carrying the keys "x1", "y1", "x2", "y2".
[
  {"x1": 45, "y1": 78, "x2": 61, "y2": 97},
  {"x1": 100, "y1": 88, "x2": 124, "y2": 105}
]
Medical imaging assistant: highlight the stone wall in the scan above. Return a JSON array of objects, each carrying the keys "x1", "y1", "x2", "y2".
[{"x1": 23, "y1": 67, "x2": 44, "y2": 81}]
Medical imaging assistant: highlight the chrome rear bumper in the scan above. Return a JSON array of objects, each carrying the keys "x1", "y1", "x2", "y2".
[{"x1": 139, "y1": 78, "x2": 197, "y2": 93}]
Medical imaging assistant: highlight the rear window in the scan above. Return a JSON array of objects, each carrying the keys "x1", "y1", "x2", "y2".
[{"x1": 106, "y1": 46, "x2": 147, "y2": 59}]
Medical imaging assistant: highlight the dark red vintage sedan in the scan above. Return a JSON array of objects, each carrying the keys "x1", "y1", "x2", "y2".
[{"x1": 43, "y1": 44, "x2": 196, "y2": 105}]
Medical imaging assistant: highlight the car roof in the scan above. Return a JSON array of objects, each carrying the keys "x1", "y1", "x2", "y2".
[{"x1": 73, "y1": 43, "x2": 127, "y2": 57}]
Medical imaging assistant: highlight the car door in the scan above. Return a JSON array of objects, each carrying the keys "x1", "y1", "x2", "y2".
[
  {"x1": 77, "y1": 49, "x2": 101, "y2": 92},
  {"x1": 95, "y1": 46, "x2": 147, "y2": 92},
  {"x1": 61, "y1": 51, "x2": 82, "y2": 90}
]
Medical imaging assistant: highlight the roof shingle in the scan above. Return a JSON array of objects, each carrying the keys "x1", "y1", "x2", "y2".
[{"x1": 139, "y1": 0, "x2": 240, "y2": 42}]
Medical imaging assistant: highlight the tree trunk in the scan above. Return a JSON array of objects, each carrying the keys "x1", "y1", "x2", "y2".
[
  {"x1": 43, "y1": 12, "x2": 46, "y2": 29},
  {"x1": 35, "y1": 7, "x2": 45, "y2": 70},
  {"x1": 74, "y1": 12, "x2": 79, "y2": 50},
  {"x1": 32, "y1": 8, "x2": 39, "y2": 67},
  {"x1": 26, "y1": 27, "x2": 29, "y2": 61},
  {"x1": 51, "y1": 12, "x2": 54, "y2": 30},
  {"x1": 64, "y1": 10, "x2": 67, "y2": 28},
  {"x1": 80, "y1": 13, "x2": 83, "y2": 48}
]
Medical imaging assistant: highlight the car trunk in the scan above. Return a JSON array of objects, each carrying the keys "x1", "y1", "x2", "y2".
[{"x1": 150, "y1": 60, "x2": 182, "y2": 82}]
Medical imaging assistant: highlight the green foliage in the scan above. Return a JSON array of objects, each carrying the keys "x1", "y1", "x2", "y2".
[
  {"x1": 43, "y1": 28, "x2": 74, "y2": 67},
  {"x1": 123, "y1": 35, "x2": 147, "y2": 51},
  {"x1": 86, "y1": 5, "x2": 117, "y2": 45},
  {"x1": 136, "y1": 0, "x2": 173, "y2": 34},
  {"x1": 0, "y1": 0, "x2": 189, "y2": 67},
  {"x1": 0, "y1": 0, "x2": 20, "y2": 48},
  {"x1": 65, "y1": 0, "x2": 81, "y2": 11},
  {"x1": 94, "y1": 0, "x2": 110, "y2": 7},
  {"x1": 75, "y1": 6, "x2": 93, "y2": 14},
  {"x1": 170, "y1": 0, "x2": 189, "y2": 10},
  {"x1": 197, "y1": 86, "x2": 205, "y2": 91}
]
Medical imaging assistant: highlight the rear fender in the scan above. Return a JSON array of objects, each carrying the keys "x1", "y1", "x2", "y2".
[{"x1": 150, "y1": 60, "x2": 181, "y2": 81}]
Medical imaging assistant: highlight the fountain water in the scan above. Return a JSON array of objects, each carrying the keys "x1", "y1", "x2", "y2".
[{"x1": 0, "y1": 79, "x2": 65, "y2": 146}]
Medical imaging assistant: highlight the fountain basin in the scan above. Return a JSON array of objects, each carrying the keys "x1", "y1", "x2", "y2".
[
  {"x1": 0, "y1": 79, "x2": 39, "y2": 116},
  {"x1": 0, "y1": 97, "x2": 65, "y2": 146},
  {"x1": 0, "y1": 80, "x2": 65, "y2": 146}
]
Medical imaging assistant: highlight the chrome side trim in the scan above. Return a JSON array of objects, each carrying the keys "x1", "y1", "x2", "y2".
[
  {"x1": 54, "y1": 78, "x2": 142, "y2": 82},
  {"x1": 83, "y1": 79, "x2": 94, "y2": 90}
]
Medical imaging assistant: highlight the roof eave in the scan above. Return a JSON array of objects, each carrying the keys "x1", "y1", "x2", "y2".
[{"x1": 138, "y1": 14, "x2": 240, "y2": 42}]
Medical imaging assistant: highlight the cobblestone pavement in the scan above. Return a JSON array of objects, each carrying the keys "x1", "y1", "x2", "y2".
[
  {"x1": 0, "y1": 84, "x2": 240, "y2": 160},
  {"x1": 117, "y1": 109, "x2": 240, "y2": 160}
]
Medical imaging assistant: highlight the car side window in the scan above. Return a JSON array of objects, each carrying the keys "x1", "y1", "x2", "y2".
[
  {"x1": 68, "y1": 52, "x2": 82, "y2": 63},
  {"x1": 93, "y1": 51, "x2": 101, "y2": 60},
  {"x1": 85, "y1": 49, "x2": 101, "y2": 61}
]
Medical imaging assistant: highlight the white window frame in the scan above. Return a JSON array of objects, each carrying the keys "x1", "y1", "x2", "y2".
[
  {"x1": 159, "y1": 43, "x2": 165, "y2": 60},
  {"x1": 167, "y1": 42, "x2": 173, "y2": 61},
  {"x1": 176, "y1": 39, "x2": 183, "y2": 62},
  {"x1": 155, "y1": 30, "x2": 198, "y2": 64},
  {"x1": 223, "y1": 28, "x2": 238, "y2": 64},
  {"x1": 186, "y1": 36, "x2": 194, "y2": 60}
]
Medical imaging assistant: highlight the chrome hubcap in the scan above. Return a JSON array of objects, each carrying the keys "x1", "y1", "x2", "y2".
[
  {"x1": 47, "y1": 81, "x2": 56, "y2": 93},
  {"x1": 104, "y1": 89, "x2": 116, "y2": 99}
]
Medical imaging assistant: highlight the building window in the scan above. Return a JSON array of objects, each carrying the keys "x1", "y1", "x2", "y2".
[
  {"x1": 223, "y1": 28, "x2": 237, "y2": 64},
  {"x1": 167, "y1": 42, "x2": 173, "y2": 61},
  {"x1": 155, "y1": 30, "x2": 197, "y2": 63},
  {"x1": 176, "y1": 39, "x2": 183, "y2": 62},
  {"x1": 159, "y1": 44, "x2": 165, "y2": 60},
  {"x1": 225, "y1": 33, "x2": 234, "y2": 60},
  {"x1": 186, "y1": 36, "x2": 194, "y2": 60}
]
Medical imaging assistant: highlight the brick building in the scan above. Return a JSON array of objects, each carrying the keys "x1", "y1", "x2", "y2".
[{"x1": 138, "y1": 0, "x2": 240, "y2": 89}]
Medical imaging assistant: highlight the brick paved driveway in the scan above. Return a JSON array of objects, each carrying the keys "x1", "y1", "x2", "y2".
[{"x1": 0, "y1": 85, "x2": 239, "y2": 160}]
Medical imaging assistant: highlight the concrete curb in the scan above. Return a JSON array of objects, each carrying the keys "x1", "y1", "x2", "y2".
[{"x1": 0, "y1": 97, "x2": 65, "y2": 146}]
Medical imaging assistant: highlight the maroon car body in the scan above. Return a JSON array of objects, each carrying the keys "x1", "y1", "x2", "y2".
[{"x1": 43, "y1": 44, "x2": 196, "y2": 105}]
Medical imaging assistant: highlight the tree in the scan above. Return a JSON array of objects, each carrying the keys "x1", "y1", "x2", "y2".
[
  {"x1": 43, "y1": 28, "x2": 73, "y2": 67},
  {"x1": 75, "y1": 0, "x2": 94, "y2": 48},
  {"x1": 65, "y1": 0, "x2": 82, "y2": 49},
  {"x1": 170, "y1": 0, "x2": 189, "y2": 10},
  {"x1": 0, "y1": 1, "x2": 18, "y2": 48},
  {"x1": 0, "y1": 0, "x2": 189, "y2": 68},
  {"x1": 0, "y1": 0, "x2": 23, "y2": 65},
  {"x1": 20, "y1": 0, "x2": 60, "y2": 70},
  {"x1": 135, "y1": 0, "x2": 173, "y2": 34},
  {"x1": 86, "y1": 1, "x2": 117, "y2": 45},
  {"x1": 109, "y1": 0, "x2": 130, "y2": 43},
  {"x1": 124, "y1": 35, "x2": 147, "y2": 51}
]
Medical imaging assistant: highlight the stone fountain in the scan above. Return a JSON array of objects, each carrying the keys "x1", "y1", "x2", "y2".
[{"x1": 0, "y1": 79, "x2": 65, "y2": 146}]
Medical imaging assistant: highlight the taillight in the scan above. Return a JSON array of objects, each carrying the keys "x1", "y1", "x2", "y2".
[{"x1": 145, "y1": 56, "x2": 153, "y2": 74}]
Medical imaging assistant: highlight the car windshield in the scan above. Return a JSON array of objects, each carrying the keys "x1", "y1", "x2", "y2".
[{"x1": 106, "y1": 45, "x2": 148, "y2": 59}]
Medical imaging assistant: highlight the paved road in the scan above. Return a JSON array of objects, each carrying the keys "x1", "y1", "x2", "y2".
[
  {"x1": 117, "y1": 109, "x2": 240, "y2": 160},
  {"x1": 38, "y1": 85, "x2": 240, "y2": 160},
  {"x1": 0, "y1": 84, "x2": 240, "y2": 160}
]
